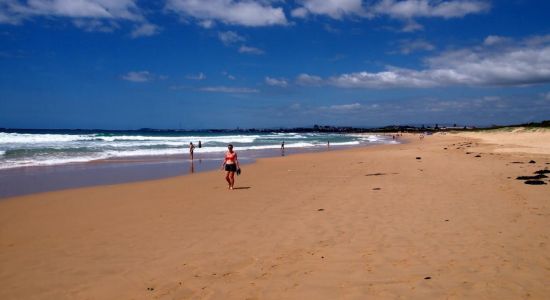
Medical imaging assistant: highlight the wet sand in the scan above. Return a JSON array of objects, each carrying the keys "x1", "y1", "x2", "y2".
[
  {"x1": 0, "y1": 132, "x2": 549, "y2": 299},
  {"x1": 0, "y1": 143, "x2": 369, "y2": 198}
]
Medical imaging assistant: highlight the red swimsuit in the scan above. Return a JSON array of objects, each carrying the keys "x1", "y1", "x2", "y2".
[{"x1": 225, "y1": 151, "x2": 237, "y2": 163}]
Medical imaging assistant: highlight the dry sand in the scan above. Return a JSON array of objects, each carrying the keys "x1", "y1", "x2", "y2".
[
  {"x1": 456, "y1": 127, "x2": 550, "y2": 155},
  {"x1": 1, "y1": 133, "x2": 549, "y2": 299}
]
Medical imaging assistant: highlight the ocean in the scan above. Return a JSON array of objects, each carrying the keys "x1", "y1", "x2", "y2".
[
  {"x1": 0, "y1": 130, "x2": 395, "y2": 170},
  {"x1": 0, "y1": 130, "x2": 397, "y2": 198}
]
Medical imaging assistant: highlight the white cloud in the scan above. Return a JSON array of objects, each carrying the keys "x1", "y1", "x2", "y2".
[
  {"x1": 401, "y1": 19, "x2": 423, "y2": 32},
  {"x1": 265, "y1": 76, "x2": 288, "y2": 87},
  {"x1": 371, "y1": 0, "x2": 490, "y2": 19},
  {"x1": 296, "y1": 73, "x2": 323, "y2": 86},
  {"x1": 289, "y1": 103, "x2": 302, "y2": 110},
  {"x1": 239, "y1": 45, "x2": 264, "y2": 55},
  {"x1": 218, "y1": 31, "x2": 246, "y2": 45},
  {"x1": 398, "y1": 39, "x2": 435, "y2": 54},
  {"x1": 294, "y1": 0, "x2": 365, "y2": 19},
  {"x1": 291, "y1": 7, "x2": 309, "y2": 18},
  {"x1": 185, "y1": 72, "x2": 206, "y2": 80},
  {"x1": 198, "y1": 19, "x2": 214, "y2": 28},
  {"x1": 1, "y1": 0, "x2": 143, "y2": 23},
  {"x1": 326, "y1": 103, "x2": 362, "y2": 111},
  {"x1": 166, "y1": 0, "x2": 287, "y2": 27},
  {"x1": 121, "y1": 71, "x2": 155, "y2": 82},
  {"x1": 131, "y1": 23, "x2": 160, "y2": 38},
  {"x1": 0, "y1": 0, "x2": 159, "y2": 35},
  {"x1": 73, "y1": 19, "x2": 119, "y2": 32},
  {"x1": 330, "y1": 68, "x2": 438, "y2": 88},
  {"x1": 325, "y1": 36, "x2": 550, "y2": 88},
  {"x1": 198, "y1": 86, "x2": 259, "y2": 93},
  {"x1": 483, "y1": 35, "x2": 509, "y2": 46},
  {"x1": 525, "y1": 34, "x2": 550, "y2": 46},
  {"x1": 292, "y1": 0, "x2": 489, "y2": 32}
]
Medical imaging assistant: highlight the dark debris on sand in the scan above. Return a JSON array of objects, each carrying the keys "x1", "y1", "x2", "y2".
[
  {"x1": 524, "y1": 180, "x2": 547, "y2": 185},
  {"x1": 516, "y1": 169, "x2": 550, "y2": 185},
  {"x1": 516, "y1": 175, "x2": 548, "y2": 180}
]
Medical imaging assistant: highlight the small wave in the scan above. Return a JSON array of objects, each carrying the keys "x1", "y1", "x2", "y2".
[
  {"x1": 0, "y1": 132, "x2": 96, "y2": 143},
  {"x1": 329, "y1": 141, "x2": 361, "y2": 146}
]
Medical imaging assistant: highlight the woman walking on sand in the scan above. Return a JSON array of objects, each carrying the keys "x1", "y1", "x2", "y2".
[{"x1": 221, "y1": 144, "x2": 240, "y2": 190}]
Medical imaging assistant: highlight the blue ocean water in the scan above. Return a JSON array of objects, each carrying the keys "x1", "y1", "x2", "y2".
[{"x1": 0, "y1": 130, "x2": 395, "y2": 170}]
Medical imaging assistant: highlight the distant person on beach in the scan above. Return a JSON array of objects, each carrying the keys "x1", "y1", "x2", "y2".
[
  {"x1": 198, "y1": 140, "x2": 202, "y2": 148},
  {"x1": 189, "y1": 142, "x2": 195, "y2": 160},
  {"x1": 327, "y1": 140, "x2": 330, "y2": 148},
  {"x1": 221, "y1": 144, "x2": 240, "y2": 190},
  {"x1": 281, "y1": 141, "x2": 285, "y2": 150}
]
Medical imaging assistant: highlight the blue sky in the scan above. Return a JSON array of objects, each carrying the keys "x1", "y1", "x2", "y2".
[{"x1": 1, "y1": 0, "x2": 549, "y2": 129}]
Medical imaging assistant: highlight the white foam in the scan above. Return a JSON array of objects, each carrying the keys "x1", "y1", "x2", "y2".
[
  {"x1": 0, "y1": 132, "x2": 94, "y2": 143},
  {"x1": 329, "y1": 141, "x2": 361, "y2": 146},
  {"x1": 0, "y1": 132, "x2": 261, "y2": 144}
]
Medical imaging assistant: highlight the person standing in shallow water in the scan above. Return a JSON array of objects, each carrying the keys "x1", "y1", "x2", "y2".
[
  {"x1": 189, "y1": 142, "x2": 195, "y2": 160},
  {"x1": 221, "y1": 144, "x2": 240, "y2": 190}
]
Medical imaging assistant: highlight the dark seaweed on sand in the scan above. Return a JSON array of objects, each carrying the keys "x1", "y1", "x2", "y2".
[
  {"x1": 524, "y1": 180, "x2": 547, "y2": 185},
  {"x1": 516, "y1": 174, "x2": 548, "y2": 180}
]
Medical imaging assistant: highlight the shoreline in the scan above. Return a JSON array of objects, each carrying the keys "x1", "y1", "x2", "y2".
[
  {"x1": 0, "y1": 133, "x2": 548, "y2": 299},
  {"x1": 0, "y1": 139, "x2": 398, "y2": 199}
]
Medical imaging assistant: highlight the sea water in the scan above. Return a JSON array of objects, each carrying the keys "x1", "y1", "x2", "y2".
[{"x1": 0, "y1": 130, "x2": 395, "y2": 170}]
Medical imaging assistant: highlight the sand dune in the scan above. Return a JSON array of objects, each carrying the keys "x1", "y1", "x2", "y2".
[
  {"x1": 0, "y1": 133, "x2": 549, "y2": 299},
  {"x1": 456, "y1": 127, "x2": 550, "y2": 155}
]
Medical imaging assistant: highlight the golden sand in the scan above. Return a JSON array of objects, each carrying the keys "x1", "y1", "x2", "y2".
[{"x1": 1, "y1": 133, "x2": 549, "y2": 299}]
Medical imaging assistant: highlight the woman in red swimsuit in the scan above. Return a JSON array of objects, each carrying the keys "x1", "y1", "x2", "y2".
[{"x1": 221, "y1": 144, "x2": 240, "y2": 190}]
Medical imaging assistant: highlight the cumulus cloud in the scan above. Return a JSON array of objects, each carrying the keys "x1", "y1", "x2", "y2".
[
  {"x1": 121, "y1": 71, "x2": 156, "y2": 82},
  {"x1": 239, "y1": 45, "x2": 264, "y2": 55},
  {"x1": 185, "y1": 72, "x2": 206, "y2": 80},
  {"x1": 218, "y1": 31, "x2": 246, "y2": 45},
  {"x1": 198, "y1": 86, "x2": 259, "y2": 93},
  {"x1": 296, "y1": 73, "x2": 324, "y2": 86},
  {"x1": 265, "y1": 76, "x2": 288, "y2": 87},
  {"x1": 322, "y1": 35, "x2": 550, "y2": 88},
  {"x1": 166, "y1": 0, "x2": 287, "y2": 27}
]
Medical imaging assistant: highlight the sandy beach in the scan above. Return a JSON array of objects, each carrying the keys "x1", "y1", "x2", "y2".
[{"x1": 1, "y1": 131, "x2": 549, "y2": 299}]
